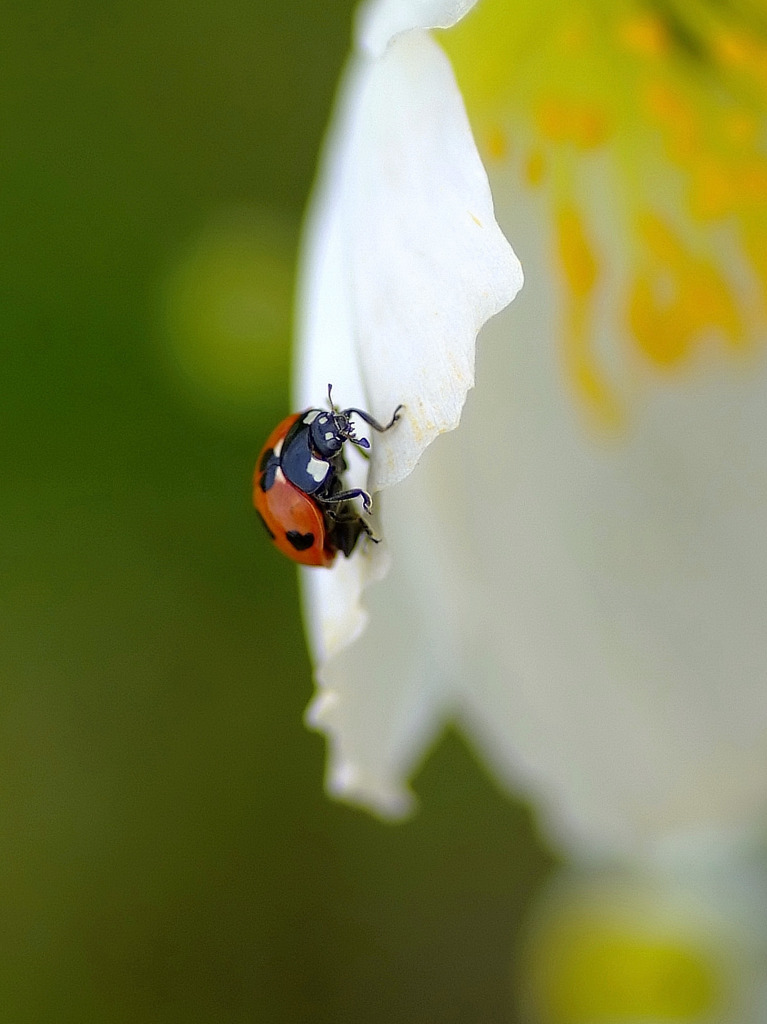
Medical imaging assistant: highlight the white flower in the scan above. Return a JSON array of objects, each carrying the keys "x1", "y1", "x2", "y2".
[{"x1": 295, "y1": 0, "x2": 767, "y2": 856}]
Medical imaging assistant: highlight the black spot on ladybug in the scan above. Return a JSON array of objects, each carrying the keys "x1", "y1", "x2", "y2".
[
  {"x1": 259, "y1": 447, "x2": 274, "y2": 472},
  {"x1": 256, "y1": 511, "x2": 275, "y2": 540},
  {"x1": 286, "y1": 530, "x2": 315, "y2": 551}
]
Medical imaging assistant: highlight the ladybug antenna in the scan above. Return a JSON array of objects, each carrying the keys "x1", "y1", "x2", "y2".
[{"x1": 327, "y1": 383, "x2": 337, "y2": 411}]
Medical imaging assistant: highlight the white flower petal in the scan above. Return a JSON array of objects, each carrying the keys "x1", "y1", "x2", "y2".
[
  {"x1": 294, "y1": 17, "x2": 521, "y2": 708},
  {"x1": 461, "y1": 306, "x2": 767, "y2": 853},
  {"x1": 295, "y1": 29, "x2": 521, "y2": 491},
  {"x1": 357, "y1": 0, "x2": 479, "y2": 56},
  {"x1": 303, "y1": 444, "x2": 475, "y2": 816},
  {"x1": 349, "y1": 32, "x2": 521, "y2": 492},
  {"x1": 398, "y1": 173, "x2": 767, "y2": 856}
]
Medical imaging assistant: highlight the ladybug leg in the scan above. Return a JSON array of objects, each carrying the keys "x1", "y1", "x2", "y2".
[
  {"x1": 344, "y1": 404, "x2": 404, "y2": 433},
  {"x1": 324, "y1": 505, "x2": 379, "y2": 556},
  {"x1": 324, "y1": 504, "x2": 377, "y2": 537},
  {"x1": 320, "y1": 487, "x2": 373, "y2": 514}
]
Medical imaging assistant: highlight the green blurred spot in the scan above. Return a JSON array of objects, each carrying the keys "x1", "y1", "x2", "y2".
[{"x1": 162, "y1": 208, "x2": 296, "y2": 419}]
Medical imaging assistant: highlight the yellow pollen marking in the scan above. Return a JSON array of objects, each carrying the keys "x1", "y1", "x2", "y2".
[
  {"x1": 714, "y1": 29, "x2": 756, "y2": 70},
  {"x1": 724, "y1": 110, "x2": 758, "y2": 147},
  {"x1": 714, "y1": 32, "x2": 767, "y2": 91},
  {"x1": 537, "y1": 98, "x2": 611, "y2": 150},
  {"x1": 690, "y1": 158, "x2": 737, "y2": 220},
  {"x1": 644, "y1": 81, "x2": 698, "y2": 162},
  {"x1": 619, "y1": 12, "x2": 670, "y2": 58},
  {"x1": 558, "y1": 205, "x2": 597, "y2": 298},
  {"x1": 556, "y1": 205, "x2": 621, "y2": 428},
  {"x1": 741, "y1": 158, "x2": 767, "y2": 203},
  {"x1": 628, "y1": 213, "x2": 743, "y2": 366},
  {"x1": 691, "y1": 155, "x2": 767, "y2": 221},
  {"x1": 742, "y1": 222, "x2": 767, "y2": 307},
  {"x1": 525, "y1": 149, "x2": 546, "y2": 187},
  {"x1": 485, "y1": 125, "x2": 508, "y2": 162}
]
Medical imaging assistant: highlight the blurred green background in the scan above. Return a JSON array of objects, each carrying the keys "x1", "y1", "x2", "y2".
[{"x1": 2, "y1": 3, "x2": 552, "y2": 1020}]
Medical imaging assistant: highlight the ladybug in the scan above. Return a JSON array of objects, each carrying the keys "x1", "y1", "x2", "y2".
[{"x1": 253, "y1": 386, "x2": 403, "y2": 567}]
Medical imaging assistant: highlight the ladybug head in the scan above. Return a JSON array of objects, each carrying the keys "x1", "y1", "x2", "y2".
[{"x1": 308, "y1": 385, "x2": 371, "y2": 459}]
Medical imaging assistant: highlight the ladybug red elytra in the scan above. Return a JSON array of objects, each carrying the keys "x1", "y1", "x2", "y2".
[{"x1": 253, "y1": 386, "x2": 403, "y2": 567}]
